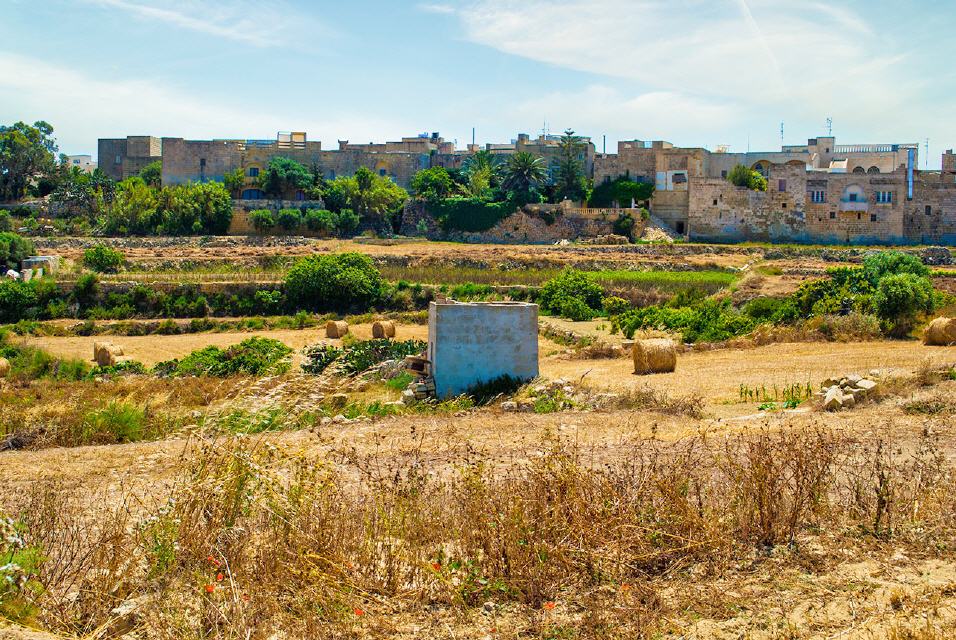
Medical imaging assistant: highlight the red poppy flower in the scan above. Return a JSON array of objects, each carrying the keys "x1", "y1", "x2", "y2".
[
  {"x1": 543, "y1": 601, "x2": 555, "y2": 610},
  {"x1": 620, "y1": 583, "x2": 632, "y2": 592},
  {"x1": 216, "y1": 572, "x2": 224, "y2": 582},
  {"x1": 204, "y1": 584, "x2": 215, "y2": 593},
  {"x1": 353, "y1": 607, "x2": 365, "y2": 616},
  {"x1": 431, "y1": 562, "x2": 441, "y2": 572}
]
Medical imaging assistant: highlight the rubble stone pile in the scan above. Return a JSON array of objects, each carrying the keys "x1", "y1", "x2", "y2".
[{"x1": 820, "y1": 372, "x2": 881, "y2": 411}]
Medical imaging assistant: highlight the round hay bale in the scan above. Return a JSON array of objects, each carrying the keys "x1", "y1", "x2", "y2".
[
  {"x1": 326, "y1": 320, "x2": 349, "y2": 339},
  {"x1": 372, "y1": 320, "x2": 396, "y2": 339},
  {"x1": 632, "y1": 338, "x2": 677, "y2": 375},
  {"x1": 0, "y1": 357, "x2": 9, "y2": 378},
  {"x1": 93, "y1": 341, "x2": 109, "y2": 362},
  {"x1": 96, "y1": 344, "x2": 123, "y2": 367},
  {"x1": 923, "y1": 317, "x2": 956, "y2": 346}
]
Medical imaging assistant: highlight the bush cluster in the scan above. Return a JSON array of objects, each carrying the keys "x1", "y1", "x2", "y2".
[
  {"x1": 0, "y1": 232, "x2": 34, "y2": 270},
  {"x1": 82, "y1": 244, "x2": 124, "y2": 273},
  {"x1": 431, "y1": 198, "x2": 517, "y2": 232},
  {"x1": 539, "y1": 269, "x2": 605, "y2": 321},
  {"x1": 154, "y1": 337, "x2": 291, "y2": 377},
  {"x1": 284, "y1": 253, "x2": 384, "y2": 312}
]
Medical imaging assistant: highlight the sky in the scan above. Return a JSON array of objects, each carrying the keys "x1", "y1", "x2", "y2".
[{"x1": 1, "y1": 0, "x2": 954, "y2": 167}]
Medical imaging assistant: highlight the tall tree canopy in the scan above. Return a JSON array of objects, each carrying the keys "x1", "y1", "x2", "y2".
[
  {"x1": 0, "y1": 121, "x2": 58, "y2": 201},
  {"x1": 553, "y1": 129, "x2": 587, "y2": 202},
  {"x1": 502, "y1": 151, "x2": 547, "y2": 204}
]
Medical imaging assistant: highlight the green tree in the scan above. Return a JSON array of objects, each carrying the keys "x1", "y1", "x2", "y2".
[
  {"x1": 410, "y1": 166, "x2": 454, "y2": 201},
  {"x1": 249, "y1": 209, "x2": 275, "y2": 232},
  {"x1": 284, "y1": 252, "x2": 383, "y2": 311},
  {"x1": 553, "y1": 129, "x2": 587, "y2": 202},
  {"x1": 258, "y1": 157, "x2": 313, "y2": 197},
  {"x1": 191, "y1": 181, "x2": 233, "y2": 234},
  {"x1": 502, "y1": 151, "x2": 547, "y2": 204},
  {"x1": 276, "y1": 208, "x2": 303, "y2": 232},
  {"x1": 102, "y1": 177, "x2": 159, "y2": 235},
  {"x1": 462, "y1": 150, "x2": 501, "y2": 199},
  {"x1": 0, "y1": 121, "x2": 58, "y2": 201},
  {"x1": 83, "y1": 244, "x2": 125, "y2": 273},
  {"x1": 588, "y1": 177, "x2": 655, "y2": 208},
  {"x1": 0, "y1": 232, "x2": 35, "y2": 270},
  {"x1": 872, "y1": 273, "x2": 935, "y2": 337},
  {"x1": 223, "y1": 167, "x2": 245, "y2": 197},
  {"x1": 52, "y1": 167, "x2": 116, "y2": 217},
  {"x1": 139, "y1": 160, "x2": 162, "y2": 188},
  {"x1": 539, "y1": 269, "x2": 605, "y2": 319}
]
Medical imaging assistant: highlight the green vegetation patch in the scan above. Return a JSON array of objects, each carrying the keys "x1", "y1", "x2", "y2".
[
  {"x1": 154, "y1": 337, "x2": 292, "y2": 377},
  {"x1": 431, "y1": 197, "x2": 517, "y2": 232}
]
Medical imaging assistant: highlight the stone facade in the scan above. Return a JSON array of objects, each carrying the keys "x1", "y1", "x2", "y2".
[{"x1": 98, "y1": 136, "x2": 162, "y2": 181}]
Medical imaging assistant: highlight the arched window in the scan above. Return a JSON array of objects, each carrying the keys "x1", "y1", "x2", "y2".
[
  {"x1": 852, "y1": 166, "x2": 866, "y2": 174},
  {"x1": 247, "y1": 167, "x2": 260, "y2": 178},
  {"x1": 241, "y1": 188, "x2": 264, "y2": 200},
  {"x1": 867, "y1": 166, "x2": 880, "y2": 174}
]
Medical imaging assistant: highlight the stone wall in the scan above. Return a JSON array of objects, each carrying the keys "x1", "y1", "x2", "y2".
[
  {"x1": 400, "y1": 201, "x2": 644, "y2": 244},
  {"x1": 428, "y1": 301, "x2": 539, "y2": 398}
]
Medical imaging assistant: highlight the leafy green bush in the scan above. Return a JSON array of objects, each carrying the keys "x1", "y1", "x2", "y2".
[
  {"x1": 0, "y1": 280, "x2": 39, "y2": 322},
  {"x1": 249, "y1": 209, "x2": 275, "y2": 232},
  {"x1": 155, "y1": 337, "x2": 292, "y2": 377},
  {"x1": 862, "y1": 251, "x2": 929, "y2": 285},
  {"x1": 304, "y1": 208, "x2": 335, "y2": 234},
  {"x1": 411, "y1": 167, "x2": 454, "y2": 201},
  {"x1": 617, "y1": 298, "x2": 755, "y2": 343},
  {"x1": 431, "y1": 198, "x2": 517, "y2": 232},
  {"x1": 0, "y1": 340, "x2": 89, "y2": 381},
  {"x1": 82, "y1": 244, "x2": 124, "y2": 273},
  {"x1": 301, "y1": 343, "x2": 344, "y2": 374},
  {"x1": 338, "y1": 338, "x2": 426, "y2": 374},
  {"x1": 0, "y1": 232, "x2": 34, "y2": 270},
  {"x1": 602, "y1": 296, "x2": 631, "y2": 317},
  {"x1": 276, "y1": 208, "x2": 303, "y2": 232},
  {"x1": 539, "y1": 269, "x2": 604, "y2": 320},
  {"x1": 284, "y1": 253, "x2": 384, "y2": 312},
  {"x1": 727, "y1": 164, "x2": 767, "y2": 191},
  {"x1": 88, "y1": 360, "x2": 147, "y2": 378},
  {"x1": 612, "y1": 212, "x2": 635, "y2": 238},
  {"x1": 0, "y1": 515, "x2": 43, "y2": 623},
  {"x1": 872, "y1": 273, "x2": 935, "y2": 337},
  {"x1": 743, "y1": 297, "x2": 790, "y2": 323}
]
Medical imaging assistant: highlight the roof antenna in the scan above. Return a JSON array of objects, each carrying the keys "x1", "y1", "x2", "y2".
[{"x1": 826, "y1": 117, "x2": 833, "y2": 136}]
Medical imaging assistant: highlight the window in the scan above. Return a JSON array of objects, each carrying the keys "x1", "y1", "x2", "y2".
[
  {"x1": 778, "y1": 179, "x2": 787, "y2": 191},
  {"x1": 721, "y1": 170, "x2": 728, "y2": 179},
  {"x1": 829, "y1": 211, "x2": 836, "y2": 219},
  {"x1": 870, "y1": 213, "x2": 877, "y2": 222},
  {"x1": 675, "y1": 221, "x2": 686, "y2": 234},
  {"x1": 114, "y1": 154, "x2": 122, "y2": 164},
  {"x1": 810, "y1": 190, "x2": 826, "y2": 203},
  {"x1": 713, "y1": 199, "x2": 718, "y2": 206},
  {"x1": 295, "y1": 191, "x2": 305, "y2": 201},
  {"x1": 857, "y1": 213, "x2": 861, "y2": 220},
  {"x1": 72, "y1": 159, "x2": 80, "y2": 165},
  {"x1": 782, "y1": 202, "x2": 787, "y2": 208},
  {"x1": 875, "y1": 191, "x2": 893, "y2": 204},
  {"x1": 848, "y1": 192, "x2": 859, "y2": 202},
  {"x1": 379, "y1": 168, "x2": 386, "y2": 176},
  {"x1": 248, "y1": 167, "x2": 260, "y2": 178},
  {"x1": 926, "y1": 205, "x2": 933, "y2": 215}
]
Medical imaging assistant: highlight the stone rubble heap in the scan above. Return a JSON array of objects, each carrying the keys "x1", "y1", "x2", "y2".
[{"x1": 820, "y1": 371, "x2": 881, "y2": 411}]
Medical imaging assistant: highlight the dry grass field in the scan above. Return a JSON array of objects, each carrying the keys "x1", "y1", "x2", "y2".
[{"x1": 2, "y1": 239, "x2": 956, "y2": 639}]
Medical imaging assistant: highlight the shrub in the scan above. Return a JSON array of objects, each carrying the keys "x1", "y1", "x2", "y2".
[
  {"x1": 0, "y1": 280, "x2": 39, "y2": 322},
  {"x1": 249, "y1": 209, "x2": 275, "y2": 232},
  {"x1": 88, "y1": 360, "x2": 147, "y2": 378},
  {"x1": 872, "y1": 273, "x2": 935, "y2": 337},
  {"x1": 301, "y1": 343, "x2": 344, "y2": 374},
  {"x1": 862, "y1": 250, "x2": 929, "y2": 285},
  {"x1": 431, "y1": 198, "x2": 517, "y2": 232},
  {"x1": 284, "y1": 253, "x2": 384, "y2": 312},
  {"x1": 743, "y1": 296, "x2": 789, "y2": 323},
  {"x1": 157, "y1": 337, "x2": 292, "y2": 377},
  {"x1": 727, "y1": 164, "x2": 767, "y2": 191},
  {"x1": 339, "y1": 339, "x2": 426, "y2": 374},
  {"x1": 304, "y1": 208, "x2": 335, "y2": 234},
  {"x1": 602, "y1": 296, "x2": 631, "y2": 317},
  {"x1": 0, "y1": 212, "x2": 11, "y2": 232},
  {"x1": 82, "y1": 244, "x2": 124, "y2": 273},
  {"x1": 276, "y1": 208, "x2": 303, "y2": 232},
  {"x1": 557, "y1": 296, "x2": 596, "y2": 321},
  {"x1": 0, "y1": 232, "x2": 34, "y2": 270},
  {"x1": 618, "y1": 298, "x2": 755, "y2": 343},
  {"x1": 539, "y1": 269, "x2": 604, "y2": 319},
  {"x1": 613, "y1": 212, "x2": 635, "y2": 238},
  {"x1": 411, "y1": 167, "x2": 454, "y2": 201}
]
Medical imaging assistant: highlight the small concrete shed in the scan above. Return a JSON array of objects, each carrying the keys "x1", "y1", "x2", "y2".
[{"x1": 428, "y1": 301, "x2": 539, "y2": 398}]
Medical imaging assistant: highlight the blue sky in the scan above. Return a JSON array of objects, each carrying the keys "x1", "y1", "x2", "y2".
[{"x1": 2, "y1": 0, "x2": 953, "y2": 167}]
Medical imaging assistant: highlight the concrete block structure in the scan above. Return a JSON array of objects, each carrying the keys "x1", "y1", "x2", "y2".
[
  {"x1": 427, "y1": 301, "x2": 539, "y2": 398},
  {"x1": 97, "y1": 136, "x2": 162, "y2": 181}
]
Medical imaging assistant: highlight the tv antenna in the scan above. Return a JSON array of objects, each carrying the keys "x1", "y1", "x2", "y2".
[
  {"x1": 926, "y1": 138, "x2": 930, "y2": 168},
  {"x1": 825, "y1": 117, "x2": 833, "y2": 136},
  {"x1": 780, "y1": 122, "x2": 784, "y2": 146}
]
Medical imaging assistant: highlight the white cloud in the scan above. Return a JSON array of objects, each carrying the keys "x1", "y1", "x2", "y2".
[
  {"x1": 0, "y1": 53, "x2": 408, "y2": 157},
  {"x1": 83, "y1": 0, "x2": 328, "y2": 47},
  {"x1": 417, "y1": 3, "x2": 455, "y2": 15}
]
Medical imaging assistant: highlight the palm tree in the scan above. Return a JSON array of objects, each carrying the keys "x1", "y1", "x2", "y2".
[
  {"x1": 502, "y1": 151, "x2": 547, "y2": 201},
  {"x1": 463, "y1": 149, "x2": 501, "y2": 179}
]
